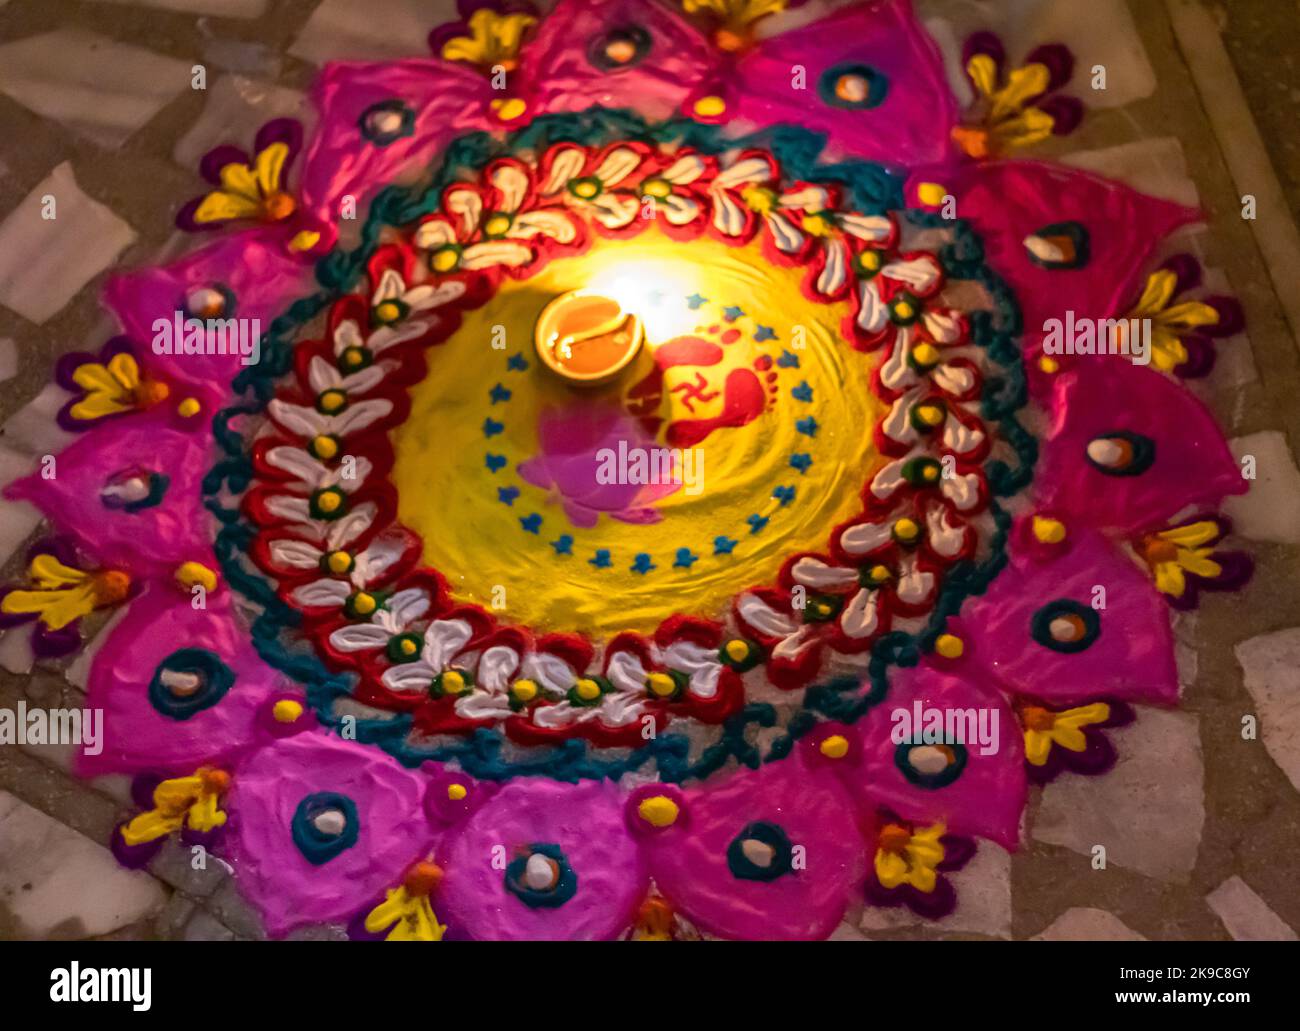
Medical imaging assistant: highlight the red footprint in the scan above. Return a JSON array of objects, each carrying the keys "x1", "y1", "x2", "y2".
[
  {"x1": 666, "y1": 366, "x2": 769, "y2": 447},
  {"x1": 625, "y1": 336, "x2": 724, "y2": 438}
]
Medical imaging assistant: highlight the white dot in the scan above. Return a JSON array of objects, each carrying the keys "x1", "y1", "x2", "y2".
[
  {"x1": 524, "y1": 853, "x2": 557, "y2": 890},
  {"x1": 312, "y1": 808, "x2": 347, "y2": 837},
  {"x1": 740, "y1": 838, "x2": 776, "y2": 868},
  {"x1": 1086, "y1": 438, "x2": 1124, "y2": 466},
  {"x1": 160, "y1": 669, "x2": 203, "y2": 697},
  {"x1": 909, "y1": 745, "x2": 950, "y2": 775}
]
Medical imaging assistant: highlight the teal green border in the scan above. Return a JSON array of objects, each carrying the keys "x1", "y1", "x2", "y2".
[{"x1": 201, "y1": 109, "x2": 1036, "y2": 785}]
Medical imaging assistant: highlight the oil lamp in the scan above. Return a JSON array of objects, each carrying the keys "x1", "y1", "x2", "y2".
[{"x1": 534, "y1": 290, "x2": 645, "y2": 387}]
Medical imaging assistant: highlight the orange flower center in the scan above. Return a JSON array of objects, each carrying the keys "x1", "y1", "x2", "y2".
[
  {"x1": 1021, "y1": 705, "x2": 1057, "y2": 732},
  {"x1": 261, "y1": 191, "x2": 297, "y2": 222}
]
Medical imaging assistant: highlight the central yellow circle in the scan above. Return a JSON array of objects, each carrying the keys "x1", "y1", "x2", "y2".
[{"x1": 391, "y1": 230, "x2": 885, "y2": 636}]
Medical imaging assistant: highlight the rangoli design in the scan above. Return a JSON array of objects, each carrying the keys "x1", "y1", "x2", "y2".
[{"x1": 1, "y1": 0, "x2": 1252, "y2": 940}]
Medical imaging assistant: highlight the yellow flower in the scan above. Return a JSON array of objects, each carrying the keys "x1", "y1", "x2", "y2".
[
  {"x1": 955, "y1": 54, "x2": 1058, "y2": 158},
  {"x1": 0, "y1": 554, "x2": 130, "y2": 630},
  {"x1": 1021, "y1": 702, "x2": 1110, "y2": 766},
  {"x1": 440, "y1": 8, "x2": 537, "y2": 71},
  {"x1": 682, "y1": 0, "x2": 787, "y2": 50},
  {"x1": 192, "y1": 141, "x2": 296, "y2": 226},
  {"x1": 874, "y1": 821, "x2": 946, "y2": 893},
  {"x1": 1138, "y1": 521, "x2": 1223, "y2": 598},
  {"x1": 69, "y1": 352, "x2": 168, "y2": 422},
  {"x1": 1124, "y1": 268, "x2": 1221, "y2": 373},
  {"x1": 119, "y1": 768, "x2": 230, "y2": 845},
  {"x1": 363, "y1": 886, "x2": 447, "y2": 941}
]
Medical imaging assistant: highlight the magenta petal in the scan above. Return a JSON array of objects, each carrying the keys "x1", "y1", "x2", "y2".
[
  {"x1": 1036, "y1": 362, "x2": 1246, "y2": 534},
  {"x1": 103, "y1": 231, "x2": 312, "y2": 390},
  {"x1": 845, "y1": 666, "x2": 1026, "y2": 848},
  {"x1": 298, "y1": 59, "x2": 491, "y2": 217},
  {"x1": 732, "y1": 0, "x2": 957, "y2": 168},
  {"x1": 643, "y1": 752, "x2": 865, "y2": 940},
  {"x1": 228, "y1": 733, "x2": 433, "y2": 938},
  {"x1": 964, "y1": 527, "x2": 1179, "y2": 706},
  {"x1": 518, "y1": 0, "x2": 717, "y2": 119},
  {"x1": 437, "y1": 779, "x2": 645, "y2": 940},
  {"x1": 77, "y1": 587, "x2": 284, "y2": 777},
  {"x1": 906, "y1": 161, "x2": 1199, "y2": 345},
  {"x1": 4, "y1": 415, "x2": 213, "y2": 575}
]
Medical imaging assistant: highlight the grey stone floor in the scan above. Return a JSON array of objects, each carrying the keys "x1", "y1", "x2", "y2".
[{"x1": 0, "y1": 0, "x2": 1298, "y2": 940}]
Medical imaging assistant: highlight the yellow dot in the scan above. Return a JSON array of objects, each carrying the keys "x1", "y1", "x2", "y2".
[
  {"x1": 399, "y1": 638, "x2": 417, "y2": 655},
  {"x1": 431, "y1": 248, "x2": 460, "y2": 273},
  {"x1": 935, "y1": 634, "x2": 965, "y2": 659},
  {"x1": 922, "y1": 465, "x2": 939, "y2": 482},
  {"x1": 894, "y1": 518, "x2": 920, "y2": 540},
  {"x1": 326, "y1": 550, "x2": 352, "y2": 574},
  {"x1": 724, "y1": 639, "x2": 750, "y2": 662},
  {"x1": 341, "y1": 349, "x2": 363, "y2": 368},
  {"x1": 646, "y1": 672, "x2": 677, "y2": 698},
  {"x1": 492, "y1": 97, "x2": 527, "y2": 121},
  {"x1": 511, "y1": 678, "x2": 538, "y2": 702},
  {"x1": 642, "y1": 179, "x2": 671, "y2": 199},
  {"x1": 894, "y1": 302, "x2": 914, "y2": 319},
  {"x1": 441, "y1": 669, "x2": 466, "y2": 693},
  {"x1": 860, "y1": 250, "x2": 882, "y2": 271},
  {"x1": 916, "y1": 404, "x2": 944, "y2": 426},
  {"x1": 288, "y1": 230, "x2": 321, "y2": 253},
  {"x1": 693, "y1": 95, "x2": 726, "y2": 118},
  {"x1": 177, "y1": 397, "x2": 201, "y2": 418},
  {"x1": 374, "y1": 301, "x2": 401, "y2": 322},
  {"x1": 175, "y1": 561, "x2": 217, "y2": 592},
  {"x1": 319, "y1": 390, "x2": 346, "y2": 413},
  {"x1": 312, "y1": 435, "x2": 338, "y2": 460},
  {"x1": 1032, "y1": 516, "x2": 1068, "y2": 544},
  {"x1": 637, "y1": 795, "x2": 679, "y2": 828},
  {"x1": 917, "y1": 182, "x2": 948, "y2": 207},
  {"x1": 819, "y1": 734, "x2": 850, "y2": 759},
  {"x1": 912, "y1": 342, "x2": 940, "y2": 366},
  {"x1": 351, "y1": 592, "x2": 376, "y2": 615},
  {"x1": 574, "y1": 678, "x2": 602, "y2": 701},
  {"x1": 447, "y1": 783, "x2": 468, "y2": 801},
  {"x1": 316, "y1": 490, "x2": 342, "y2": 513},
  {"x1": 573, "y1": 180, "x2": 598, "y2": 199},
  {"x1": 1038, "y1": 355, "x2": 1060, "y2": 374},
  {"x1": 802, "y1": 213, "x2": 831, "y2": 236},
  {"x1": 272, "y1": 699, "x2": 303, "y2": 723},
  {"x1": 484, "y1": 214, "x2": 511, "y2": 236}
]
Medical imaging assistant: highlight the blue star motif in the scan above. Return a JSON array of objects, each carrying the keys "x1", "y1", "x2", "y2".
[
  {"x1": 753, "y1": 325, "x2": 777, "y2": 342},
  {"x1": 747, "y1": 514, "x2": 769, "y2": 535},
  {"x1": 772, "y1": 485, "x2": 796, "y2": 506},
  {"x1": 722, "y1": 305, "x2": 745, "y2": 322},
  {"x1": 589, "y1": 549, "x2": 613, "y2": 569},
  {"x1": 483, "y1": 417, "x2": 504, "y2": 437},
  {"x1": 485, "y1": 453, "x2": 507, "y2": 473},
  {"x1": 796, "y1": 416, "x2": 819, "y2": 438},
  {"x1": 631, "y1": 553, "x2": 656, "y2": 575},
  {"x1": 791, "y1": 381, "x2": 813, "y2": 403},
  {"x1": 673, "y1": 547, "x2": 698, "y2": 569},
  {"x1": 519, "y1": 513, "x2": 542, "y2": 534},
  {"x1": 713, "y1": 536, "x2": 738, "y2": 555},
  {"x1": 551, "y1": 535, "x2": 574, "y2": 556},
  {"x1": 686, "y1": 293, "x2": 708, "y2": 310},
  {"x1": 489, "y1": 383, "x2": 512, "y2": 404},
  {"x1": 789, "y1": 453, "x2": 813, "y2": 473},
  {"x1": 507, "y1": 353, "x2": 528, "y2": 371},
  {"x1": 497, "y1": 486, "x2": 519, "y2": 505},
  {"x1": 777, "y1": 350, "x2": 800, "y2": 368}
]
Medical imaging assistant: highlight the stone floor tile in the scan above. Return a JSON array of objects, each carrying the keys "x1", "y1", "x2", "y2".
[
  {"x1": 1033, "y1": 708, "x2": 1205, "y2": 882},
  {"x1": 173, "y1": 75, "x2": 308, "y2": 169},
  {"x1": 1234, "y1": 626, "x2": 1300, "y2": 794},
  {"x1": 84, "y1": 0, "x2": 267, "y2": 16},
  {"x1": 0, "y1": 163, "x2": 137, "y2": 325},
  {"x1": 0, "y1": 789, "x2": 166, "y2": 939},
  {"x1": 1206, "y1": 875, "x2": 1298, "y2": 941},
  {"x1": 0, "y1": 30, "x2": 191, "y2": 150},
  {"x1": 289, "y1": 0, "x2": 458, "y2": 65},
  {"x1": 1062, "y1": 137, "x2": 1200, "y2": 208},
  {"x1": 1223, "y1": 432, "x2": 1300, "y2": 544},
  {"x1": 1033, "y1": 907, "x2": 1147, "y2": 940}
]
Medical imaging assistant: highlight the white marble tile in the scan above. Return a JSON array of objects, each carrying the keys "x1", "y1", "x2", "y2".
[
  {"x1": 0, "y1": 630, "x2": 36, "y2": 676},
  {"x1": 0, "y1": 163, "x2": 137, "y2": 325},
  {"x1": 1062, "y1": 137, "x2": 1201, "y2": 209},
  {"x1": 65, "y1": 604, "x2": 132, "y2": 691},
  {"x1": 174, "y1": 75, "x2": 308, "y2": 169},
  {"x1": 1202, "y1": 267, "x2": 1258, "y2": 389},
  {"x1": 289, "y1": 0, "x2": 458, "y2": 65},
  {"x1": 0, "y1": 790, "x2": 167, "y2": 939},
  {"x1": 1033, "y1": 907, "x2": 1146, "y2": 940},
  {"x1": 2, "y1": 383, "x2": 79, "y2": 457},
  {"x1": 0, "y1": 444, "x2": 42, "y2": 568},
  {"x1": 1207, "y1": 875, "x2": 1298, "y2": 941},
  {"x1": 1234, "y1": 626, "x2": 1300, "y2": 794},
  {"x1": 1223, "y1": 432, "x2": 1300, "y2": 544},
  {"x1": 0, "y1": 30, "x2": 191, "y2": 150},
  {"x1": 83, "y1": 0, "x2": 267, "y2": 16},
  {"x1": 1033, "y1": 708, "x2": 1205, "y2": 882}
]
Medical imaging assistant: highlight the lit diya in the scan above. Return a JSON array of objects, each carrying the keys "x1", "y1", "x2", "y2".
[{"x1": 534, "y1": 290, "x2": 645, "y2": 386}]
